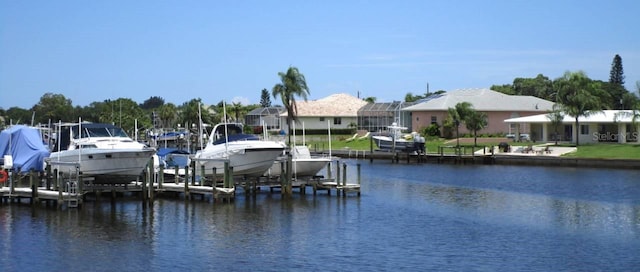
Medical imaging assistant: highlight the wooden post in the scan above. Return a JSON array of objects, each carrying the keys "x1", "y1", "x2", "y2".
[
  {"x1": 369, "y1": 135, "x2": 374, "y2": 163},
  {"x1": 336, "y1": 160, "x2": 341, "y2": 185},
  {"x1": 148, "y1": 160, "x2": 154, "y2": 202},
  {"x1": 212, "y1": 167, "x2": 217, "y2": 187},
  {"x1": 200, "y1": 164, "x2": 205, "y2": 186},
  {"x1": 285, "y1": 153, "x2": 292, "y2": 196},
  {"x1": 77, "y1": 173, "x2": 83, "y2": 207},
  {"x1": 357, "y1": 163, "x2": 361, "y2": 185},
  {"x1": 190, "y1": 160, "x2": 196, "y2": 186},
  {"x1": 174, "y1": 166, "x2": 179, "y2": 184},
  {"x1": 57, "y1": 170, "x2": 63, "y2": 208},
  {"x1": 30, "y1": 169, "x2": 37, "y2": 204},
  {"x1": 9, "y1": 170, "x2": 14, "y2": 196},
  {"x1": 141, "y1": 171, "x2": 147, "y2": 202},
  {"x1": 327, "y1": 161, "x2": 332, "y2": 180},
  {"x1": 279, "y1": 161, "x2": 285, "y2": 195},
  {"x1": 45, "y1": 164, "x2": 52, "y2": 190},
  {"x1": 224, "y1": 161, "x2": 230, "y2": 188},
  {"x1": 159, "y1": 164, "x2": 164, "y2": 190},
  {"x1": 184, "y1": 165, "x2": 190, "y2": 199},
  {"x1": 77, "y1": 171, "x2": 83, "y2": 197},
  {"x1": 357, "y1": 163, "x2": 361, "y2": 196},
  {"x1": 342, "y1": 163, "x2": 347, "y2": 197},
  {"x1": 53, "y1": 169, "x2": 58, "y2": 191}
]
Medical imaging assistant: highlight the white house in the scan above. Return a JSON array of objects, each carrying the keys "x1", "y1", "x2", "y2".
[
  {"x1": 280, "y1": 93, "x2": 368, "y2": 131},
  {"x1": 504, "y1": 110, "x2": 640, "y2": 144}
]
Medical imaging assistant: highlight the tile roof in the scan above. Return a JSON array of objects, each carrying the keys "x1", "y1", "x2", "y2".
[
  {"x1": 402, "y1": 88, "x2": 555, "y2": 112},
  {"x1": 282, "y1": 93, "x2": 368, "y2": 117}
]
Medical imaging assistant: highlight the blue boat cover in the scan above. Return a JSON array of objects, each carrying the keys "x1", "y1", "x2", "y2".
[
  {"x1": 156, "y1": 147, "x2": 191, "y2": 168},
  {"x1": 0, "y1": 125, "x2": 50, "y2": 173}
]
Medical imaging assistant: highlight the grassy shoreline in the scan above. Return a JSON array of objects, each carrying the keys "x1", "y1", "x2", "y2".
[{"x1": 300, "y1": 135, "x2": 640, "y2": 160}]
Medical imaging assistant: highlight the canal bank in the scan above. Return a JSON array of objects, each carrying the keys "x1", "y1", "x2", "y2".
[{"x1": 326, "y1": 149, "x2": 640, "y2": 170}]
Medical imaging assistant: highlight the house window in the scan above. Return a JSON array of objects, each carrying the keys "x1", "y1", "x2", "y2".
[
  {"x1": 431, "y1": 116, "x2": 437, "y2": 124},
  {"x1": 334, "y1": 117, "x2": 342, "y2": 125},
  {"x1": 319, "y1": 117, "x2": 325, "y2": 121},
  {"x1": 580, "y1": 125, "x2": 589, "y2": 135}
]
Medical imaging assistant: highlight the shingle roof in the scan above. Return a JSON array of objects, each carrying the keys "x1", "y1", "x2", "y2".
[
  {"x1": 402, "y1": 88, "x2": 554, "y2": 112},
  {"x1": 282, "y1": 93, "x2": 368, "y2": 117}
]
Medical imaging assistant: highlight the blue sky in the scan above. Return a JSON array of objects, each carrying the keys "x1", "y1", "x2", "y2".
[{"x1": 1, "y1": 0, "x2": 639, "y2": 110}]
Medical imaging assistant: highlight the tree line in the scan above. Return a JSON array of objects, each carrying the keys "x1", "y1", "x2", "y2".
[{"x1": 0, "y1": 66, "x2": 311, "y2": 143}]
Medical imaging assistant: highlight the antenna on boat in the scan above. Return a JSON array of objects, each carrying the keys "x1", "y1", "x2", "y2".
[
  {"x1": 262, "y1": 120, "x2": 267, "y2": 140},
  {"x1": 198, "y1": 102, "x2": 204, "y2": 152},
  {"x1": 223, "y1": 101, "x2": 229, "y2": 154},
  {"x1": 78, "y1": 117, "x2": 82, "y2": 166},
  {"x1": 327, "y1": 120, "x2": 332, "y2": 159},
  {"x1": 134, "y1": 119, "x2": 138, "y2": 142}
]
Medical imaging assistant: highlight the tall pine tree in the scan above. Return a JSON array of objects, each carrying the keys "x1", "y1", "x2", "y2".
[
  {"x1": 260, "y1": 88, "x2": 271, "y2": 107},
  {"x1": 609, "y1": 54, "x2": 625, "y2": 85},
  {"x1": 609, "y1": 54, "x2": 627, "y2": 109}
]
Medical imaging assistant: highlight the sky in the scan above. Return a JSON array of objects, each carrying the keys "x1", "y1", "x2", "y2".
[{"x1": 1, "y1": 0, "x2": 639, "y2": 110}]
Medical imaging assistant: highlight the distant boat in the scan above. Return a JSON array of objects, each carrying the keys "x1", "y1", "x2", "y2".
[
  {"x1": 372, "y1": 122, "x2": 423, "y2": 152},
  {"x1": 265, "y1": 145, "x2": 332, "y2": 178},
  {"x1": 193, "y1": 123, "x2": 285, "y2": 178},
  {"x1": 0, "y1": 125, "x2": 50, "y2": 173},
  {"x1": 154, "y1": 147, "x2": 191, "y2": 176},
  {"x1": 48, "y1": 123, "x2": 156, "y2": 183}
]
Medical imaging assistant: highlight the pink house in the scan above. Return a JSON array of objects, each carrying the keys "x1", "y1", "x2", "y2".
[{"x1": 402, "y1": 88, "x2": 555, "y2": 137}]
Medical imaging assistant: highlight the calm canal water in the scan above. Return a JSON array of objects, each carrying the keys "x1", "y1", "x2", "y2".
[{"x1": 1, "y1": 160, "x2": 639, "y2": 271}]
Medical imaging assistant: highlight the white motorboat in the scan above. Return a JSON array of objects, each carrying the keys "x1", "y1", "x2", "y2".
[
  {"x1": 266, "y1": 145, "x2": 332, "y2": 178},
  {"x1": 193, "y1": 123, "x2": 285, "y2": 178},
  {"x1": 48, "y1": 123, "x2": 156, "y2": 183},
  {"x1": 372, "y1": 122, "x2": 424, "y2": 153}
]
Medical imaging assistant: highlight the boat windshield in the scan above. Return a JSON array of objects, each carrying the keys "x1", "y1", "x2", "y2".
[{"x1": 73, "y1": 126, "x2": 129, "y2": 139}]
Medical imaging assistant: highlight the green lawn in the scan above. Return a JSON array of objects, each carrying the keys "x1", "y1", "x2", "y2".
[
  {"x1": 561, "y1": 144, "x2": 640, "y2": 159},
  {"x1": 302, "y1": 134, "x2": 640, "y2": 160}
]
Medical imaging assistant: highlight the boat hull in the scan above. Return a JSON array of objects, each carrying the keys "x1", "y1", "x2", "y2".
[
  {"x1": 266, "y1": 158, "x2": 331, "y2": 178},
  {"x1": 372, "y1": 136, "x2": 416, "y2": 152},
  {"x1": 49, "y1": 148, "x2": 156, "y2": 183},
  {"x1": 194, "y1": 142, "x2": 284, "y2": 177}
]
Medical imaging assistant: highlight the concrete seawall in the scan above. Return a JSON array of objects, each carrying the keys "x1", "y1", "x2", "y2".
[
  {"x1": 326, "y1": 150, "x2": 640, "y2": 170},
  {"x1": 491, "y1": 155, "x2": 640, "y2": 169}
]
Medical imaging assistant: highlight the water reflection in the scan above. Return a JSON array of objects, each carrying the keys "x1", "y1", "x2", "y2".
[
  {"x1": 0, "y1": 161, "x2": 639, "y2": 271},
  {"x1": 352, "y1": 160, "x2": 640, "y2": 239}
]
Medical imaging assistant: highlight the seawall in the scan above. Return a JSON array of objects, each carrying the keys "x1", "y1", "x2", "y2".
[{"x1": 325, "y1": 150, "x2": 640, "y2": 170}]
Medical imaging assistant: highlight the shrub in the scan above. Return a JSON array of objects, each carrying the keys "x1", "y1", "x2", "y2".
[{"x1": 422, "y1": 123, "x2": 441, "y2": 137}]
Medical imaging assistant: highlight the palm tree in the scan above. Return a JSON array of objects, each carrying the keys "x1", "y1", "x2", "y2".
[
  {"x1": 231, "y1": 102, "x2": 244, "y2": 122},
  {"x1": 447, "y1": 102, "x2": 473, "y2": 148},
  {"x1": 159, "y1": 103, "x2": 177, "y2": 128},
  {"x1": 555, "y1": 71, "x2": 604, "y2": 146},
  {"x1": 546, "y1": 103, "x2": 565, "y2": 145},
  {"x1": 465, "y1": 110, "x2": 487, "y2": 147},
  {"x1": 364, "y1": 97, "x2": 377, "y2": 103},
  {"x1": 272, "y1": 66, "x2": 310, "y2": 146}
]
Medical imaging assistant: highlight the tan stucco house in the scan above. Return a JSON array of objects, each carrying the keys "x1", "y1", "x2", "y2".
[
  {"x1": 280, "y1": 93, "x2": 369, "y2": 131},
  {"x1": 402, "y1": 88, "x2": 555, "y2": 136}
]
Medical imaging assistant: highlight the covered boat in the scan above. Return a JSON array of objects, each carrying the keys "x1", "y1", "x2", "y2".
[{"x1": 0, "y1": 125, "x2": 50, "y2": 173}]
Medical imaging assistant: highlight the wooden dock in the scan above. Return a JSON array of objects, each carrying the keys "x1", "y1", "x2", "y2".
[{"x1": 0, "y1": 161, "x2": 362, "y2": 209}]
